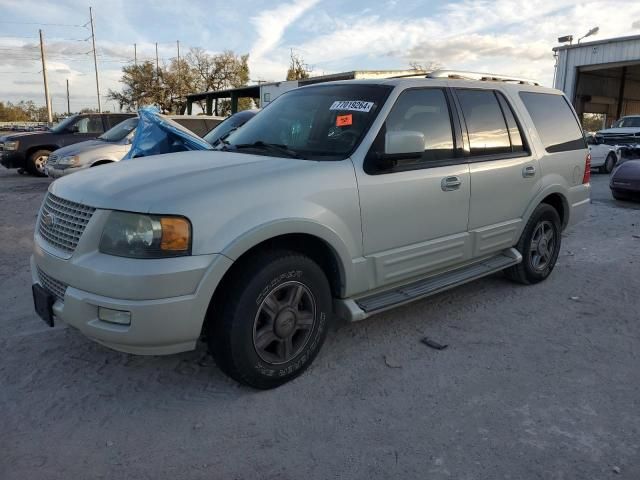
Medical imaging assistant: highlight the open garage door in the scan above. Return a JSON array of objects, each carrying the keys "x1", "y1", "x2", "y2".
[{"x1": 574, "y1": 62, "x2": 640, "y2": 128}]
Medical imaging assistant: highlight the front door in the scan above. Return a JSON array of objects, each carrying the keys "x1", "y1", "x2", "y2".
[{"x1": 355, "y1": 87, "x2": 471, "y2": 288}]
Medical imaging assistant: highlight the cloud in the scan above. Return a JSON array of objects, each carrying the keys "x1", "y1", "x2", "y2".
[{"x1": 249, "y1": 0, "x2": 320, "y2": 61}]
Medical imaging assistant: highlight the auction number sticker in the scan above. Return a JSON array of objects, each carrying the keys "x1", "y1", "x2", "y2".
[{"x1": 329, "y1": 100, "x2": 374, "y2": 112}]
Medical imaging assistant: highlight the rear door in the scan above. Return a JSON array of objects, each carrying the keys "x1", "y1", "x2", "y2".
[
  {"x1": 355, "y1": 87, "x2": 471, "y2": 288},
  {"x1": 453, "y1": 88, "x2": 540, "y2": 258}
]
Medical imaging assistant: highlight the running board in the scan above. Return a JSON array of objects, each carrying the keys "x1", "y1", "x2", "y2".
[{"x1": 335, "y1": 248, "x2": 521, "y2": 321}]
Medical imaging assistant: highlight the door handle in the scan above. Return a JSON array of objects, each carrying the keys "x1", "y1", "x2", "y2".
[
  {"x1": 522, "y1": 165, "x2": 536, "y2": 178},
  {"x1": 441, "y1": 176, "x2": 461, "y2": 191}
]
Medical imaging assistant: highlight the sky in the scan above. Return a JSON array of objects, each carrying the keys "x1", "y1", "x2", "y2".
[{"x1": 1, "y1": 0, "x2": 639, "y2": 114}]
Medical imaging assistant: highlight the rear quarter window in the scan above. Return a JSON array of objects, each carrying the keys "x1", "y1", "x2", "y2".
[{"x1": 519, "y1": 92, "x2": 585, "y2": 153}]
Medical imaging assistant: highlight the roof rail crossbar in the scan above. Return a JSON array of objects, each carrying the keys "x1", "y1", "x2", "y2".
[{"x1": 426, "y1": 70, "x2": 540, "y2": 86}]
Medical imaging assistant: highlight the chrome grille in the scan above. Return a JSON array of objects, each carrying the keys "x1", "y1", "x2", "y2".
[
  {"x1": 47, "y1": 152, "x2": 59, "y2": 165},
  {"x1": 37, "y1": 266, "x2": 67, "y2": 301},
  {"x1": 38, "y1": 193, "x2": 96, "y2": 255}
]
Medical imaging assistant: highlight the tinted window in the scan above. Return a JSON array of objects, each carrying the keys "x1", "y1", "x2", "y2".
[
  {"x1": 612, "y1": 117, "x2": 640, "y2": 128},
  {"x1": 75, "y1": 116, "x2": 103, "y2": 134},
  {"x1": 204, "y1": 110, "x2": 257, "y2": 145},
  {"x1": 496, "y1": 92, "x2": 525, "y2": 153},
  {"x1": 384, "y1": 88, "x2": 454, "y2": 162},
  {"x1": 456, "y1": 89, "x2": 511, "y2": 156},
  {"x1": 519, "y1": 92, "x2": 585, "y2": 153}
]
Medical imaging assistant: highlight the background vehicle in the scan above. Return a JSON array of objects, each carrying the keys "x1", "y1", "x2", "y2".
[
  {"x1": 0, "y1": 113, "x2": 135, "y2": 176},
  {"x1": 203, "y1": 109, "x2": 259, "y2": 146},
  {"x1": 610, "y1": 159, "x2": 640, "y2": 201},
  {"x1": 31, "y1": 72, "x2": 590, "y2": 389},
  {"x1": 46, "y1": 114, "x2": 223, "y2": 179},
  {"x1": 586, "y1": 134, "x2": 619, "y2": 173}
]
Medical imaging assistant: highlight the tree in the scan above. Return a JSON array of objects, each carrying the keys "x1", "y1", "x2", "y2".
[
  {"x1": 0, "y1": 100, "x2": 49, "y2": 122},
  {"x1": 286, "y1": 51, "x2": 310, "y2": 80},
  {"x1": 408, "y1": 61, "x2": 441, "y2": 73},
  {"x1": 108, "y1": 49, "x2": 251, "y2": 115},
  {"x1": 186, "y1": 48, "x2": 251, "y2": 114}
]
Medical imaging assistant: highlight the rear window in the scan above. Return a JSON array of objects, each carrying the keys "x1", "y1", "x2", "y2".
[
  {"x1": 456, "y1": 89, "x2": 511, "y2": 156},
  {"x1": 519, "y1": 92, "x2": 585, "y2": 153}
]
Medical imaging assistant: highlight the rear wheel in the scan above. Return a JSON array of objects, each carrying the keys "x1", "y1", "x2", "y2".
[
  {"x1": 27, "y1": 149, "x2": 51, "y2": 176},
  {"x1": 208, "y1": 250, "x2": 332, "y2": 389},
  {"x1": 600, "y1": 153, "x2": 617, "y2": 174},
  {"x1": 505, "y1": 204, "x2": 561, "y2": 285}
]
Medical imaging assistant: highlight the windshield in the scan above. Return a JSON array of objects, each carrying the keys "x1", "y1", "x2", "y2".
[
  {"x1": 204, "y1": 110, "x2": 257, "y2": 145},
  {"x1": 99, "y1": 117, "x2": 139, "y2": 142},
  {"x1": 221, "y1": 84, "x2": 392, "y2": 160},
  {"x1": 612, "y1": 117, "x2": 640, "y2": 128},
  {"x1": 51, "y1": 115, "x2": 78, "y2": 133}
]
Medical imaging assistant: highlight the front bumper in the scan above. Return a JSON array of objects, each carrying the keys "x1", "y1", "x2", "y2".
[
  {"x1": 31, "y1": 228, "x2": 233, "y2": 355},
  {"x1": 0, "y1": 150, "x2": 26, "y2": 168},
  {"x1": 46, "y1": 166, "x2": 80, "y2": 178}
]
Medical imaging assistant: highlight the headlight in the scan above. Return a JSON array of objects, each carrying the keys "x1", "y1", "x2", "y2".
[
  {"x1": 3, "y1": 140, "x2": 19, "y2": 151},
  {"x1": 99, "y1": 211, "x2": 191, "y2": 258},
  {"x1": 57, "y1": 155, "x2": 80, "y2": 167}
]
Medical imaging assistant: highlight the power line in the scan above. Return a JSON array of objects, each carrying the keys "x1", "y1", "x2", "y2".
[{"x1": 0, "y1": 20, "x2": 89, "y2": 27}]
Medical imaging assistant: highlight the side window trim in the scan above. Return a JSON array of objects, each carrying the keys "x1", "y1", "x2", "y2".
[
  {"x1": 494, "y1": 91, "x2": 530, "y2": 155},
  {"x1": 452, "y1": 87, "x2": 531, "y2": 162},
  {"x1": 364, "y1": 86, "x2": 466, "y2": 175}
]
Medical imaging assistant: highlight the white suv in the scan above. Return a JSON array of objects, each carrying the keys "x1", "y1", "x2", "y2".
[{"x1": 31, "y1": 71, "x2": 591, "y2": 388}]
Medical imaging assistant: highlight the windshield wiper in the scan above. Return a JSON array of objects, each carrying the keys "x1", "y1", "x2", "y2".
[{"x1": 233, "y1": 141, "x2": 306, "y2": 159}]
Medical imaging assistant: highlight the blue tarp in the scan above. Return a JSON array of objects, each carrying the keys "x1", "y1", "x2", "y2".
[{"x1": 123, "y1": 106, "x2": 213, "y2": 160}]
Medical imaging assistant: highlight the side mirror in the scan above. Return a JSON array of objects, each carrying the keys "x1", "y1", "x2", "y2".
[{"x1": 385, "y1": 130, "x2": 425, "y2": 156}]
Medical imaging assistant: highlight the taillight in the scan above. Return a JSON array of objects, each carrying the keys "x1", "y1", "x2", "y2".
[{"x1": 582, "y1": 152, "x2": 591, "y2": 184}]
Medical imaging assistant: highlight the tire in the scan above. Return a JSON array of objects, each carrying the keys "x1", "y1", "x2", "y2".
[
  {"x1": 600, "y1": 153, "x2": 617, "y2": 174},
  {"x1": 208, "y1": 250, "x2": 332, "y2": 389},
  {"x1": 612, "y1": 190, "x2": 628, "y2": 201},
  {"x1": 27, "y1": 149, "x2": 51, "y2": 176},
  {"x1": 505, "y1": 203, "x2": 561, "y2": 285}
]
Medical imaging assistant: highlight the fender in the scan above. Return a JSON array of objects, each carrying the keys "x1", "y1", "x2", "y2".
[
  {"x1": 521, "y1": 180, "x2": 570, "y2": 232},
  {"x1": 221, "y1": 218, "x2": 358, "y2": 295}
]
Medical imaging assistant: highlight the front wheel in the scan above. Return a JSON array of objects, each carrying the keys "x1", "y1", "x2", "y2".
[
  {"x1": 208, "y1": 250, "x2": 332, "y2": 389},
  {"x1": 505, "y1": 204, "x2": 561, "y2": 285},
  {"x1": 27, "y1": 149, "x2": 51, "y2": 176}
]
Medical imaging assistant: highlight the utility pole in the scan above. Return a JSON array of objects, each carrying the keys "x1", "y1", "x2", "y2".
[
  {"x1": 66, "y1": 79, "x2": 70, "y2": 115},
  {"x1": 38, "y1": 29, "x2": 52, "y2": 123},
  {"x1": 89, "y1": 6, "x2": 101, "y2": 112},
  {"x1": 134, "y1": 43, "x2": 137, "y2": 66},
  {"x1": 155, "y1": 42, "x2": 159, "y2": 76},
  {"x1": 177, "y1": 40, "x2": 181, "y2": 102}
]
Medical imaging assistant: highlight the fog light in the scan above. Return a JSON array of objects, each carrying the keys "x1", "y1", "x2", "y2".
[{"x1": 98, "y1": 307, "x2": 131, "y2": 325}]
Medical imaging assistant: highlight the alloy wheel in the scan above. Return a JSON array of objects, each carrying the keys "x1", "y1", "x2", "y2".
[
  {"x1": 529, "y1": 220, "x2": 556, "y2": 271},
  {"x1": 252, "y1": 281, "x2": 316, "y2": 365}
]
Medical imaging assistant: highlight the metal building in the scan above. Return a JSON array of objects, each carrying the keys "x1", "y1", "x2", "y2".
[{"x1": 553, "y1": 35, "x2": 640, "y2": 126}]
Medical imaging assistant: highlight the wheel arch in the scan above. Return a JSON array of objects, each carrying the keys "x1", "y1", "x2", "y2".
[
  {"x1": 523, "y1": 186, "x2": 570, "y2": 231},
  {"x1": 26, "y1": 145, "x2": 58, "y2": 159},
  {"x1": 90, "y1": 159, "x2": 115, "y2": 167},
  {"x1": 201, "y1": 230, "x2": 349, "y2": 337}
]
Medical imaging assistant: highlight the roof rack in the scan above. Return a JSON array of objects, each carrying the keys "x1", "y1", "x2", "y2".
[{"x1": 426, "y1": 70, "x2": 540, "y2": 86}]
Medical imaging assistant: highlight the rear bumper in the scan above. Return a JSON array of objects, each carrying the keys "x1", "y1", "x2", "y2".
[
  {"x1": 0, "y1": 150, "x2": 25, "y2": 168},
  {"x1": 566, "y1": 183, "x2": 591, "y2": 229}
]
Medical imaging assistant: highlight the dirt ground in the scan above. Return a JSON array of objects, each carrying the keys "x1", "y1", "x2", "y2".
[{"x1": 1, "y1": 167, "x2": 639, "y2": 480}]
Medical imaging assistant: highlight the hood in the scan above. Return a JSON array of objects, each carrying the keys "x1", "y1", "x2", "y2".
[
  {"x1": 611, "y1": 160, "x2": 640, "y2": 181},
  {"x1": 50, "y1": 150, "x2": 314, "y2": 212},
  {"x1": 597, "y1": 127, "x2": 640, "y2": 135},
  {"x1": 0, "y1": 131, "x2": 42, "y2": 141},
  {"x1": 52, "y1": 139, "x2": 109, "y2": 157}
]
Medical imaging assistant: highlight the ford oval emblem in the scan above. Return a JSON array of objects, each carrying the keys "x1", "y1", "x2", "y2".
[{"x1": 42, "y1": 212, "x2": 55, "y2": 227}]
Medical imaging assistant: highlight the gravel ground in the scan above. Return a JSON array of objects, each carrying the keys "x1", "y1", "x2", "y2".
[{"x1": 1, "y1": 168, "x2": 639, "y2": 480}]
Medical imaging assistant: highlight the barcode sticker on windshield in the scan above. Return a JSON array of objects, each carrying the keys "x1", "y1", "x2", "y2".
[{"x1": 330, "y1": 100, "x2": 374, "y2": 112}]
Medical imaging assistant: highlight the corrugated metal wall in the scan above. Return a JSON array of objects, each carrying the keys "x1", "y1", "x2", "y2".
[{"x1": 554, "y1": 36, "x2": 640, "y2": 101}]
